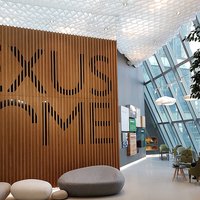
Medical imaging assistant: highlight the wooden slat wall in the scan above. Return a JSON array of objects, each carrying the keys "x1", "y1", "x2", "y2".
[{"x1": 0, "y1": 25, "x2": 119, "y2": 186}]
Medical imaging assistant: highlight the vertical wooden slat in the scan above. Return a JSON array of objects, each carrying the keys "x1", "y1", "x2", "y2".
[{"x1": 0, "y1": 25, "x2": 119, "y2": 186}]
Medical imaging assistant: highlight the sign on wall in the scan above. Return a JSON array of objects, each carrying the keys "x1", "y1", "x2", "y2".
[
  {"x1": 127, "y1": 133, "x2": 137, "y2": 156},
  {"x1": 0, "y1": 25, "x2": 119, "y2": 185},
  {"x1": 119, "y1": 106, "x2": 129, "y2": 131}
]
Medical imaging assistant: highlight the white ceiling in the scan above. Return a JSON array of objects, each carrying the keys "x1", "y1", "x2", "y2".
[{"x1": 0, "y1": 0, "x2": 200, "y2": 66}]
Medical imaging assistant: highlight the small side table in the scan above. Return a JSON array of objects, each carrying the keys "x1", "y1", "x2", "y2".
[{"x1": 172, "y1": 164, "x2": 187, "y2": 181}]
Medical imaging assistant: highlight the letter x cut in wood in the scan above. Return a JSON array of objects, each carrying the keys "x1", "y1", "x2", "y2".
[{"x1": 8, "y1": 46, "x2": 46, "y2": 93}]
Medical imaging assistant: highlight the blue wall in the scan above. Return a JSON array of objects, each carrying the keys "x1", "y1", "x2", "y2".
[
  {"x1": 117, "y1": 51, "x2": 146, "y2": 166},
  {"x1": 118, "y1": 52, "x2": 144, "y2": 114}
]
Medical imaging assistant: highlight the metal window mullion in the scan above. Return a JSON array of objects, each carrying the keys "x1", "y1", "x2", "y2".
[
  {"x1": 164, "y1": 43, "x2": 192, "y2": 71},
  {"x1": 179, "y1": 33, "x2": 191, "y2": 59},
  {"x1": 145, "y1": 86, "x2": 162, "y2": 122},
  {"x1": 170, "y1": 122, "x2": 182, "y2": 144},
  {"x1": 159, "y1": 124, "x2": 173, "y2": 149},
  {"x1": 144, "y1": 66, "x2": 175, "y2": 84},
  {"x1": 163, "y1": 42, "x2": 200, "y2": 148},
  {"x1": 146, "y1": 96, "x2": 171, "y2": 145},
  {"x1": 145, "y1": 77, "x2": 181, "y2": 148},
  {"x1": 173, "y1": 121, "x2": 197, "y2": 152},
  {"x1": 184, "y1": 120, "x2": 200, "y2": 154},
  {"x1": 154, "y1": 75, "x2": 177, "y2": 122},
  {"x1": 196, "y1": 15, "x2": 200, "y2": 24},
  {"x1": 174, "y1": 57, "x2": 192, "y2": 69},
  {"x1": 183, "y1": 122, "x2": 198, "y2": 152},
  {"x1": 159, "y1": 127, "x2": 170, "y2": 148},
  {"x1": 162, "y1": 72, "x2": 187, "y2": 121},
  {"x1": 154, "y1": 53, "x2": 165, "y2": 73},
  {"x1": 144, "y1": 94, "x2": 161, "y2": 123},
  {"x1": 165, "y1": 123, "x2": 180, "y2": 144},
  {"x1": 165, "y1": 43, "x2": 178, "y2": 66},
  {"x1": 154, "y1": 52, "x2": 167, "y2": 73},
  {"x1": 145, "y1": 97, "x2": 162, "y2": 123},
  {"x1": 142, "y1": 63, "x2": 151, "y2": 84},
  {"x1": 154, "y1": 45, "x2": 190, "y2": 146},
  {"x1": 173, "y1": 65, "x2": 200, "y2": 123},
  {"x1": 163, "y1": 124, "x2": 175, "y2": 146},
  {"x1": 158, "y1": 122, "x2": 169, "y2": 125},
  {"x1": 145, "y1": 84, "x2": 172, "y2": 131},
  {"x1": 169, "y1": 71, "x2": 198, "y2": 151},
  {"x1": 171, "y1": 119, "x2": 196, "y2": 123},
  {"x1": 172, "y1": 34, "x2": 200, "y2": 134},
  {"x1": 161, "y1": 122, "x2": 174, "y2": 148},
  {"x1": 144, "y1": 86, "x2": 163, "y2": 123},
  {"x1": 173, "y1": 123, "x2": 187, "y2": 146},
  {"x1": 145, "y1": 98, "x2": 161, "y2": 125},
  {"x1": 144, "y1": 95, "x2": 171, "y2": 147},
  {"x1": 144, "y1": 61, "x2": 166, "y2": 122},
  {"x1": 177, "y1": 20, "x2": 200, "y2": 120},
  {"x1": 193, "y1": 119, "x2": 200, "y2": 141},
  {"x1": 155, "y1": 45, "x2": 186, "y2": 145},
  {"x1": 156, "y1": 101, "x2": 182, "y2": 146},
  {"x1": 192, "y1": 120, "x2": 200, "y2": 152},
  {"x1": 196, "y1": 119, "x2": 200, "y2": 139},
  {"x1": 144, "y1": 60, "x2": 156, "y2": 82}
]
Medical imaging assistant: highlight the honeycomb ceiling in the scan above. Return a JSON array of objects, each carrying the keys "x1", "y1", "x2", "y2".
[{"x1": 0, "y1": 0, "x2": 200, "y2": 66}]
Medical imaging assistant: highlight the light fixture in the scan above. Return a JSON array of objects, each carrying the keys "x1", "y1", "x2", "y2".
[
  {"x1": 183, "y1": 94, "x2": 197, "y2": 101},
  {"x1": 121, "y1": 0, "x2": 128, "y2": 6},
  {"x1": 155, "y1": 96, "x2": 176, "y2": 106}
]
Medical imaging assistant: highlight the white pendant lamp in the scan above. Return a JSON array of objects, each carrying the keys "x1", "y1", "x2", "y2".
[
  {"x1": 183, "y1": 94, "x2": 197, "y2": 101},
  {"x1": 155, "y1": 96, "x2": 176, "y2": 106}
]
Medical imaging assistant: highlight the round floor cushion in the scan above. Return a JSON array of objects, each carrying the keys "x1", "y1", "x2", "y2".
[
  {"x1": 51, "y1": 190, "x2": 68, "y2": 199},
  {"x1": 58, "y1": 165, "x2": 125, "y2": 197},
  {"x1": 11, "y1": 179, "x2": 52, "y2": 200},
  {"x1": 0, "y1": 182, "x2": 11, "y2": 200}
]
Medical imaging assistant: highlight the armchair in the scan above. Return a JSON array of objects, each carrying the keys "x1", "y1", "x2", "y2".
[
  {"x1": 159, "y1": 144, "x2": 170, "y2": 160},
  {"x1": 179, "y1": 149, "x2": 193, "y2": 168},
  {"x1": 189, "y1": 159, "x2": 200, "y2": 182}
]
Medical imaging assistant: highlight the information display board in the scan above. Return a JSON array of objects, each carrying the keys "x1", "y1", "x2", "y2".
[
  {"x1": 119, "y1": 106, "x2": 129, "y2": 131},
  {"x1": 127, "y1": 133, "x2": 137, "y2": 156}
]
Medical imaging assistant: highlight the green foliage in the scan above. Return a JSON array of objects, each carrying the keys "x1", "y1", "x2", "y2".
[{"x1": 183, "y1": 25, "x2": 200, "y2": 99}]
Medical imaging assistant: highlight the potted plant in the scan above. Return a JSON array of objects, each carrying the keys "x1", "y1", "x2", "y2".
[{"x1": 183, "y1": 25, "x2": 200, "y2": 99}]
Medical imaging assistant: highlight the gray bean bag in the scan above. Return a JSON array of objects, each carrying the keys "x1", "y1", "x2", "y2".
[
  {"x1": 58, "y1": 165, "x2": 125, "y2": 197},
  {"x1": 0, "y1": 182, "x2": 11, "y2": 200}
]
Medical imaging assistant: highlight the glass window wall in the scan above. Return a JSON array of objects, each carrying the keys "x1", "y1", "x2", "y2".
[
  {"x1": 144, "y1": 14, "x2": 200, "y2": 152},
  {"x1": 156, "y1": 48, "x2": 171, "y2": 71},
  {"x1": 143, "y1": 64, "x2": 150, "y2": 82},
  {"x1": 180, "y1": 22, "x2": 199, "y2": 56},
  {"x1": 146, "y1": 83, "x2": 168, "y2": 122},
  {"x1": 177, "y1": 62, "x2": 191, "y2": 92},
  {"x1": 165, "y1": 71, "x2": 192, "y2": 120},
  {"x1": 148, "y1": 56, "x2": 161, "y2": 77},
  {"x1": 174, "y1": 123, "x2": 193, "y2": 149},
  {"x1": 185, "y1": 121, "x2": 200, "y2": 153},
  {"x1": 159, "y1": 124, "x2": 172, "y2": 149},
  {"x1": 164, "y1": 123, "x2": 179, "y2": 147},
  {"x1": 168, "y1": 37, "x2": 188, "y2": 64}
]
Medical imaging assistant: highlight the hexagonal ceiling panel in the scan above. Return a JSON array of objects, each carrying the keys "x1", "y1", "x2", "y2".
[{"x1": 0, "y1": 0, "x2": 200, "y2": 66}]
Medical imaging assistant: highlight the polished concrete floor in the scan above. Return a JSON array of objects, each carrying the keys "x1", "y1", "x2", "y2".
[{"x1": 7, "y1": 155, "x2": 200, "y2": 200}]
